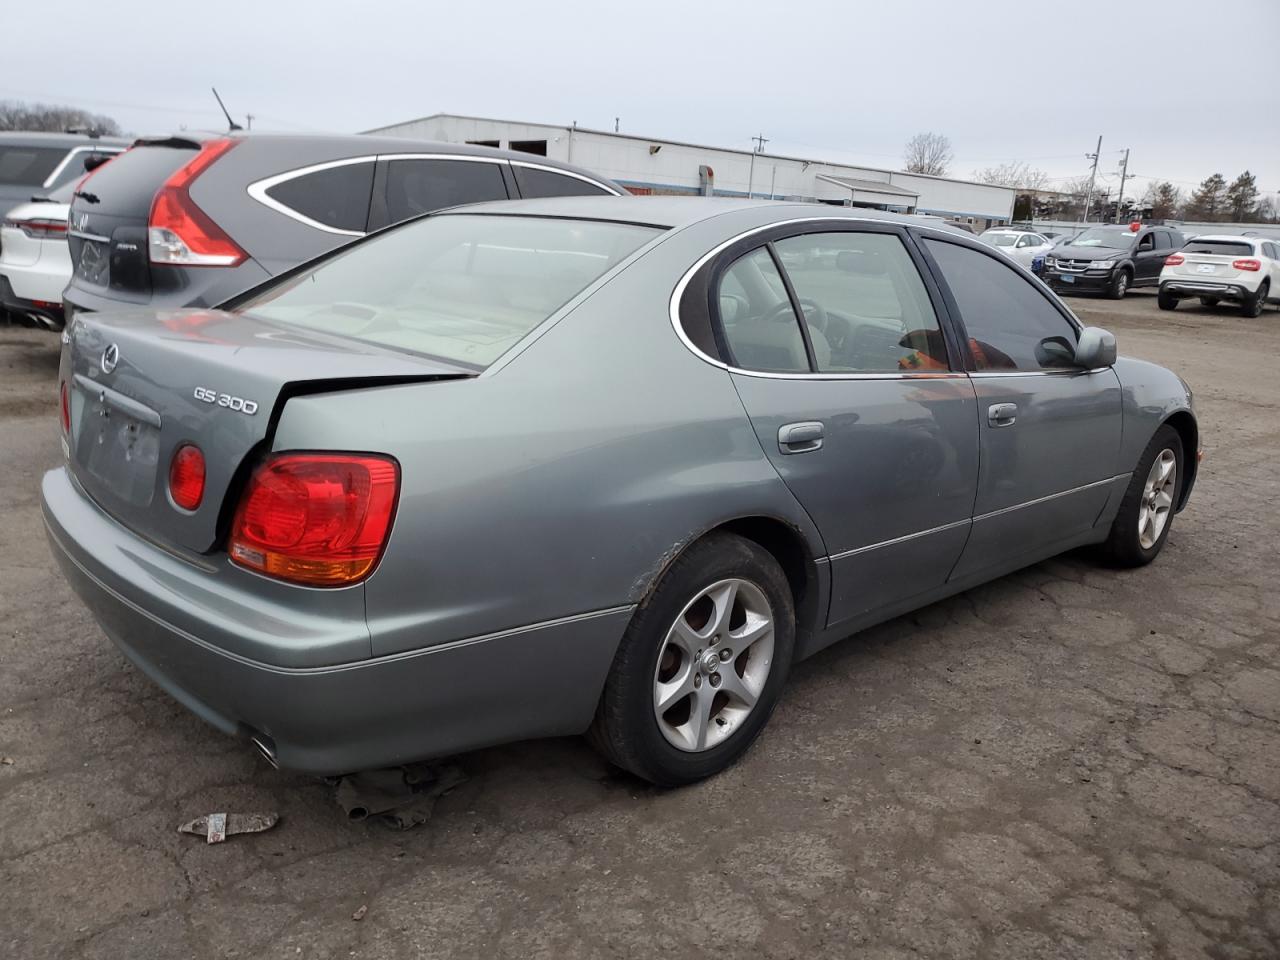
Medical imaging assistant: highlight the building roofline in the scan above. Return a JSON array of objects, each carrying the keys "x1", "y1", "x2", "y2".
[{"x1": 362, "y1": 112, "x2": 1015, "y2": 194}]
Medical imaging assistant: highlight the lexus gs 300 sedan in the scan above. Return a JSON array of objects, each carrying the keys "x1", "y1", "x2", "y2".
[{"x1": 43, "y1": 198, "x2": 1198, "y2": 786}]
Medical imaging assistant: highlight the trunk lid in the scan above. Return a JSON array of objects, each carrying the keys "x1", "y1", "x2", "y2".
[
  {"x1": 64, "y1": 308, "x2": 472, "y2": 554},
  {"x1": 1172, "y1": 253, "x2": 1247, "y2": 280}
]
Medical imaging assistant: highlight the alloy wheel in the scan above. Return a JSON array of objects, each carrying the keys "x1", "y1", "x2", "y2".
[
  {"x1": 652, "y1": 578, "x2": 775, "y2": 752},
  {"x1": 1138, "y1": 449, "x2": 1177, "y2": 550}
]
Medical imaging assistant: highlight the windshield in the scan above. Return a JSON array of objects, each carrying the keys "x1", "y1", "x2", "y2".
[
  {"x1": 982, "y1": 233, "x2": 1018, "y2": 247},
  {"x1": 1067, "y1": 228, "x2": 1136, "y2": 250},
  {"x1": 236, "y1": 214, "x2": 661, "y2": 368}
]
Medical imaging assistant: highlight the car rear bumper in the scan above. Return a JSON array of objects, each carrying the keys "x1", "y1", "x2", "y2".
[
  {"x1": 42, "y1": 465, "x2": 630, "y2": 775},
  {"x1": 0, "y1": 274, "x2": 64, "y2": 329},
  {"x1": 1159, "y1": 279, "x2": 1254, "y2": 302}
]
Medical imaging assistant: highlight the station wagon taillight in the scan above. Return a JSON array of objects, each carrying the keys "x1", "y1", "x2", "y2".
[
  {"x1": 5, "y1": 217, "x2": 68, "y2": 240},
  {"x1": 148, "y1": 138, "x2": 246, "y2": 267},
  {"x1": 1164, "y1": 253, "x2": 1184, "y2": 266},
  {"x1": 228, "y1": 453, "x2": 400, "y2": 587},
  {"x1": 1232, "y1": 258, "x2": 1261, "y2": 272}
]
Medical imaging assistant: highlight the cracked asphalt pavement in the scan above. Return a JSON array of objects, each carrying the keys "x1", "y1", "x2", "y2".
[{"x1": 1, "y1": 292, "x2": 1277, "y2": 959}]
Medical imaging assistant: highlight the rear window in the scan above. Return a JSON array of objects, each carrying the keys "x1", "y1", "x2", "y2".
[
  {"x1": 74, "y1": 145, "x2": 195, "y2": 216},
  {"x1": 982, "y1": 233, "x2": 1017, "y2": 247},
  {"x1": 265, "y1": 161, "x2": 375, "y2": 233},
  {"x1": 1182, "y1": 239, "x2": 1255, "y2": 257},
  {"x1": 235, "y1": 214, "x2": 661, "y2": 367},
  {"x1": 512, "y1": 165, "x2": 612, "y2": 199},
  {"x1": 0, "y1": 146, "x2": 66, "y2": 186}
]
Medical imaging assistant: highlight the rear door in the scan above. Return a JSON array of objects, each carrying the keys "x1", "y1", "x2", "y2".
[
  {"x1": 717, "y1": 224, "x2": 979, "y2": 629},
  {"x1": 920, "y1": 236, "x2": 1122, "y2": 580}
]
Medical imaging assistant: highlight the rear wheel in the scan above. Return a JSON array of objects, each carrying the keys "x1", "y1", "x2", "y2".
[
  {"x1": 1242, "y1": 281, "x2": 1269, "y2": 318},
  {"x1": 1107, "y1": 269, "x2": 1131, "y2": 300},
  {"x1": 589, "y1": 533, "x2": 795, "y2": 786},
  {"x1": 1198, "y1": 296, "x2": 1220, "y2": 307},
  {"x1": 1157, "y1": 288, "x2": 1179, "y2": 311},
  {"x1": 1101, "y1": 425, "x2": 1183, "y2": 567}
]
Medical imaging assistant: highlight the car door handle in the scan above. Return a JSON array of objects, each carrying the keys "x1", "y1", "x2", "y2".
[
  {"x1": 987, "y1": 402, "x2": 1018, "y2": 427},
  {"x1": 778, "y1": 420, "x2": 824, "y2": 454}
]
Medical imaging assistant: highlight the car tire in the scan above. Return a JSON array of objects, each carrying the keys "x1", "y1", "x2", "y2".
[
  {"x1": 1157, "y1": 289, "x2": 1179, "y2": 311},
  {"x1": 1241, "y1": 281, "x2": 1269, "y2": 318},
  {"x1": 1198, "y1": 296, "x2": 1220, "y2": 307},
  {"x1": 1107, "y1": 269, "x2": 1131, "y2": 300},
  {"x1": 588, "y1": 532, "x2": 795, "y2": 786},
  {"x1": 1100, "y1": 424, "x2": 1183, "y2": 568}
]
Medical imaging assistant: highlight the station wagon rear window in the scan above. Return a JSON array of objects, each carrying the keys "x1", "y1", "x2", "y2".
[
  {"x1": 0, "y1": 146, "x2": 65, "y2": 185},
  {"x1": 236, "y1": 214, "x2": 660, "y2": 367},
  {"x1": 1182, "y1": 239, "x2": 1254, "y2": 257}
]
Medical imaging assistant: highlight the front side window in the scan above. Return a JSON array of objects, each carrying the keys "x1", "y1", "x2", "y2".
[
  {"x1": 264, "y1": 161, "x2": 375, "y2": 232},
  {"x1": 236, "y1": 214, "x2": 660, "y2": 368},
  {"x1": 384, "y1": 159, "x2": 508, "y2": 223},
  {"x1": 925, "y1": 239, "x2": 1078, "y2": 371},
  {"x1": 1137, "y1": 233, "x2": 1155, "y2": 251},
  {"x1": 772, "y1": 232, "x2": 948, "y2": 372}
]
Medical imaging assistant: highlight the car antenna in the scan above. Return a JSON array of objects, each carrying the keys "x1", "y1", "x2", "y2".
[{"x1": 211, "y1": 87, "x2": 244, "y2": 132}]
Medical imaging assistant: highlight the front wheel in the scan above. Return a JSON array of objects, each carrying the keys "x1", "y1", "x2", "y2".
[
  {"x1": 1241, "y1": 282, "x2": 1269, "y2": 318},
  {"x1": 1101, "y1": 425, "x2": 1183, "y2": 567},
  {"x1": 1107, "y1": 269, "x2": 1130, "y2": 299},
  {"x1": 589, "y1": 533, "x2": 795, "y2": 786},
  {"x1": 1157, "y1": 288, "x2": 1179, "y2": 311}
]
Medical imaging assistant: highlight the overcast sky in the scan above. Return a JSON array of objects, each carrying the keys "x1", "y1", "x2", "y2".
[{"x1": 4, "y1": 0, "x2": 1278, "y2": 200}]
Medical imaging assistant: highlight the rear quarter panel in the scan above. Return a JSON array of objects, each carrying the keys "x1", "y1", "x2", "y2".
[{"x1": 271, "y1": 216, "x2": 828, "y2": 657}]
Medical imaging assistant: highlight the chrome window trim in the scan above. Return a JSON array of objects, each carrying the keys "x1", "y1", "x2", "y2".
[
  {"x1": 824, "y1": 472, "x2": 1130, "y2": 562},
  {"x1": 248, "y1": 153, "x2": 621, "y2": 237},
  {"x1": 507, "y1": 159, "x2": 624, "y2": 196},
  {"x1": 969, "y1": 367, "x2": 1111, "y2": 379},
  {"x1": 667, "y1": 215, "x2": 967, "y2": 382},
  {"x1": 42, "y1": 145, "x2": 124, "y2": 189}
]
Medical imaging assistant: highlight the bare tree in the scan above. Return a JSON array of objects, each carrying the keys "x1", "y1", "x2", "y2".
[
  {"x1": 0, "y1": 100, "x2": 122, "y2": 136},
  {"x1": 972, "y1": 161, "x2": 1050, "y2": 191},
  {"x1": 1143, "y1": 181, "x2": 1181, "y2": 220},
  {"x1": 903, "y1": 132, "x2": 952, "y2": 176}
]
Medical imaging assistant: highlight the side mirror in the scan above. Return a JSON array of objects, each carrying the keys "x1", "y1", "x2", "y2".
[{"x1": 1075, "y1": 326, "x2": 1116, "y2": 368}]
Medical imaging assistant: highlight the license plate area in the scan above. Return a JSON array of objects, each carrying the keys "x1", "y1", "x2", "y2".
[
  {"x1": 1060, "y1": 274, "x2": 1075, "y2": 283},
  {"x1": 72, "y1": 377, "x2": 161, "y2": 507},
  {"x1": 1196, "y1": 263, "x2": 1216, "y2": 274}
]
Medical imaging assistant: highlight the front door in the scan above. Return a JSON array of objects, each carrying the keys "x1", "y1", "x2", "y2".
[
  {"x1": 714, "y1": 226, "x2": 979, "y2": 629},
  {"x1": 920, "y1": 237, "x2": 1123, "y2": 580},
  {"x1": 1133, "y1": 230, "x2": 1165, "y2": 283}
]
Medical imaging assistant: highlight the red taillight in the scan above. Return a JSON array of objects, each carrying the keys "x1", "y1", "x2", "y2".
[
  {"x1": 59, "y1": 382, "x2": 70, "y2": 434},
  {"x1": 148, "y1": 139, "x2": 246, "y2": 267},
  {"x1": 168, "y1": 444, "x2": 207, "y2": 511},
  {"x1": 4, "y1": 217, "x2": 68, "y2": 240},
  {"x1": 229, "y1": 454, "x2": 400, "y2": 587},
  {"x1": 1164, "y1": 253, "x2": 1184, "y2": 266},
  {"x1": 1232, "y1": 258, "x2": 1261, "y2": 272}
]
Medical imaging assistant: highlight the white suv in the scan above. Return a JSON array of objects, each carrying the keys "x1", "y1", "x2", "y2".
[
  {"x1": 1158, "y1": 235, "x2": 1279, "y2": 317},
  {"x1": 0, "y1": 182, "x2": 74, "y2": 329},
  {"x1": 977, "y1": 229, "x2": 1054, "y2": 268}
]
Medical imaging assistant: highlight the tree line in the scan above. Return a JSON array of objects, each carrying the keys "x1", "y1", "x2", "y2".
[
  {"x1": 0, "y1": 100, "x2": 123, "y2": 136},
  {"x1": 904, "y1": 131, "x2": 1275, "y2": 224}
]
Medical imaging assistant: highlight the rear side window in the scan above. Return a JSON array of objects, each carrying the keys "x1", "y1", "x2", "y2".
[
  {"x1": 0, "y1": 146, "x2": 67, "y2": 186},
  {"x1": 75, "y1": 145, "x2": 195, "y2": 216},
  {"x1": 1182, "y1": 239, "x2": 1255, "y2": 257},
  {"x1": 719, "y1": 247, "x2": 809, "y2": 373},
  {"x1": 512, "y1": 165, "x2": 611, "y2": 199},
  {"x1": 1264, "y1": 243, "x2": 1278, "y2": 260},
  {"x1": 384, "y1": 159, "x2": 508, "y2": 223},
  {"x1": 925, "y1": 239, "x2": 1078, "y2": 371},
  {"x1": 265, "y1": 161, "x2": 375, "y2": 232},
  {"x1": 235, "y1": 214, "x2": 660, "y2": 368}
]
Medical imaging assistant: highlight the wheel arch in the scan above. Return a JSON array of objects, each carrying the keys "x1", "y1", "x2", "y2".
[{"x1": 1162, "y1": 410, "x2": 1198, "y2": 511}]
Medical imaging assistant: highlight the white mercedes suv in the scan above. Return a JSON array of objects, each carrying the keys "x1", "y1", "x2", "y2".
[{"x1": 1158, "y1": 235, "x2": 1279, "y2": 317}]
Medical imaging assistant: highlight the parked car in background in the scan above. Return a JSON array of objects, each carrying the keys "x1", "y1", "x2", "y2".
[
  {"x1": 978, "y1": 228, "x2": 1053, "y2": 268},
  {"x1": 0, "y1": 132, "x2": 126, "y2": 215},
  {"x1": 1158, "y1": 235, "x2": 1278, "y2": 316},
  {"x1": 64, "y1": 133, "x2": 622, "y2": 323},
  {"x1": 44, "y1": 198, "x2": 1198, "y2": 786},
  {"x1": 1042, "y1": 224, "x2": 1184, "y2": 298},
  {"x1": 0, "y1": 182, "x2": 75, "y2": 328}
]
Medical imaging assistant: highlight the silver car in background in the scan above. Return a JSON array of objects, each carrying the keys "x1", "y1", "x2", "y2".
[{"x1": 43, "y1": 198, "x2": 1198, "y2": 786}]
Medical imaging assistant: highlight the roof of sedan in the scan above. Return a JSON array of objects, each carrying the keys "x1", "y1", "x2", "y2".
[{"x1": 444, "y1": 196, "x2": 951, "y2": 231}]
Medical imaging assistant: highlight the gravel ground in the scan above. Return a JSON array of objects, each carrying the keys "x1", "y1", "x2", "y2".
[{"x1": 1, "y1": 292, "x2": 1277, "y2": 959}]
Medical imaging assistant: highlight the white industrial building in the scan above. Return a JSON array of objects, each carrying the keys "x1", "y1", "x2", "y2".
[{"x1": 364, "y1": 113, "x2": 1016, "y2": 230}]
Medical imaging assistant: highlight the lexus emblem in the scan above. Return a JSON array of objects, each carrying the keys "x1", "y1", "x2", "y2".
[{"x1": 100, "y1": 343, "x2": 120, "y2": 374}]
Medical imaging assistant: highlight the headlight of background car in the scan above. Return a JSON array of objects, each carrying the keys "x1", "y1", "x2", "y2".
[
  {"x1": 1044, "y1": 256, "x2": 1056, "y2": 266},
  {"x1": 1090, "y1": 260, "x2": 1115, "y2": 271}
]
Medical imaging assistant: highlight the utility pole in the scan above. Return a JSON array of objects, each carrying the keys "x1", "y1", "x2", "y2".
[
  {"x1": 1114, "y1": 148, "x2": 1135, "y2": 222},
  {"x1": 614, "y1": 117, "x2": 619, "y2": 133},
  {"x1": 747, "y1": 133, "x2": 768, "y2": 199},
  {"x1": 1081, "y1": 135, "x2": 1102, "y2": 224},
  {"x1": 246, "y1": 113, "x2": 254, "y2": 131}
]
